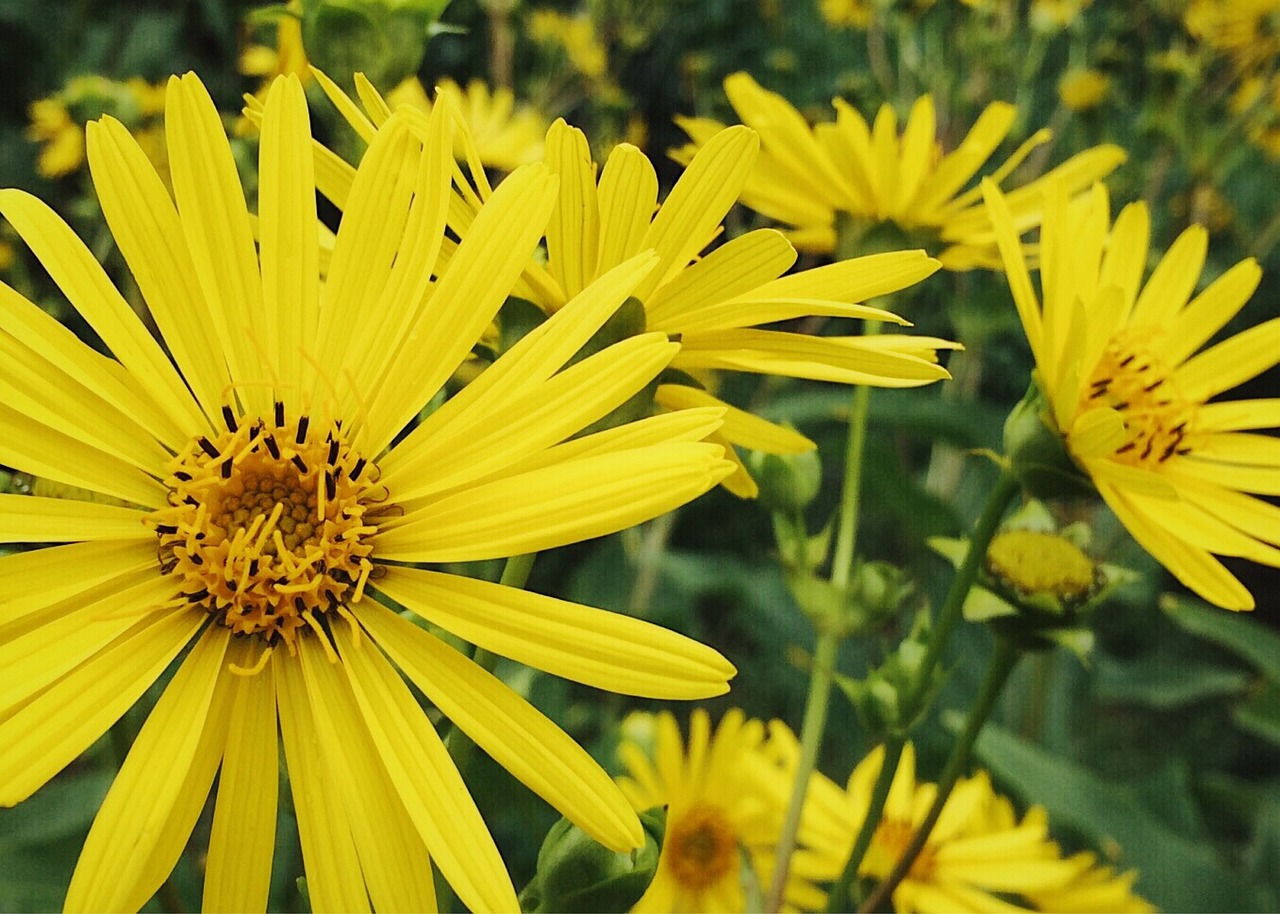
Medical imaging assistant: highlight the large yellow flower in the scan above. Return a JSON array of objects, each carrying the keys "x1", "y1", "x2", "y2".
[
  {"x1": 795, "y1": 742, "x2": 1153, "y2": 912},
  {"x1": 616, "y1": 710, "x2": 823, "y2": 913},
  {"x1": 985, "y1": 178, "x2": 1280, "y2": 611},
  {"x1": 306, "y1": 79, "x2": 956, "y2": 497},
  {"x1": 672, "y1": 72, "x2": 1126, "y2": 269},
  {"x1": 0, "y1": 73, "x2": 737, "y2": 912}
]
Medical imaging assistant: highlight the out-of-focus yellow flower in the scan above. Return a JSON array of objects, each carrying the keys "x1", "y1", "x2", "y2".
[
  {"x1": 240, "y1": 5, "x2": 310, "y2": 84},
  {"x1": 616, "y1": 711, "x2": 825, "y2": 912},
  {"x1": 27, "y1": 75, "x2": 169, "y2": 179},
  {"x1": 1059, "y1": 69, "x2": 1110, "y2": 110},
  {"x1": 1186, "y1": 0, "x2": 1280, "y2": 74},
  {"x1": 528, "y1": 8, "x2": 608, "y2": 79},
  {"x1": 793, "y1": 741, "x2": 1155, "y2": 912},
  {"x1": 386, "y1": 76, "x2": 547, "y2": 170},
  {"x1": 986, "y1": 178, "x2": 1280, "y2": 611},
  {"x1": 819, "y1": 0, "x2": 874, "y2": 29},
  {"x1": 1030, "y1": 0, "x2": 1092, "y2": 30},
  {"x1": 674, "y1": 72, "x2": 1125, "y2": 270},
  {"x1": 0, "y1": 237, "x2": 14, "y2": 272}
]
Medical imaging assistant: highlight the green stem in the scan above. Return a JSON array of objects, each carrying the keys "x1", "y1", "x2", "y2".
[
  {"x1": 825, "y1": 736, "x2": 904, "y2": 912},
  {"x1": 858, "y1": 638, "x2": 1022, "y2": 913},
  {"x1": 826, "y1": 467, "x2": 1019, "y2": 910},
  {"x1": 766, "y1": 334, "x2": 878, "y2": 911}
]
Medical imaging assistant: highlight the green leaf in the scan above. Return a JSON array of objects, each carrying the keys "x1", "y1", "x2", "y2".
[
  {"x1": 1234, "y1": 680, "x2": 1280, "y2": 748},
  {"x1": 0, "y1": 770, "x2": 112, "y2": 848},
  {"x1": 974, "y1": 723, "x2": 1249, "y2": 912},
  {"x1": 1162, "y1": 595, "x2": 1280, "y2": 680},
  {"x1": 1094, "y1": 653, "x2": 1251, "y2": 710}
]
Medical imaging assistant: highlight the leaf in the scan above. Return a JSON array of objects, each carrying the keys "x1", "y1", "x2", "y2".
[
  {"x1": 1162, "y1": 594, "x2": 1280, "y2": 681},
  {"x1": 974, "y1": 722, "x2": 1250, "y2": 912},
  {"x1": 0, "y1": 769, "x2": 112, "y2": 848},
  {"x1": 1234, "y1": 680, "x2": 1280, "y2": 748},
  {"x1": 1094, "y1": 652, "x2": 1251, "y2": 710}
]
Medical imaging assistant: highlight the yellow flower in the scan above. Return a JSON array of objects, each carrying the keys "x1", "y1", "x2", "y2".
[
  {"x1": 1059, "y1": 69, "x2": 1110, "y2": 111},
  {"x1": 385, "y1": 75, "x2": 547, "y2": 170},
  {"x1": 819, "y1": 0, "x2": 875, "y2": 29},
  {"x1": 1186, "y1": 0, "x2": 1280, "y2": 74},
  {"x1": 985, "y1": 178, "x2": 1280, "y2": 611},
  {"x1": 616, "y1": 710, "x2": 824, "y2": 912},
  {"x1": 1030, "y1": 0, "x2": 1092, "y2": 31},
  {"x1": 796, "y1": 743, "x2": 1154, "y2": 912},
  {"x1": 528, "y1": 8, "x2": 609, "y2": 79},
  {"x1": 310, "y1": 80, "x2": 956, "y2": 497},
  {"x1": 27, "y1": 97, "x2": 85, "y2": 177},
  {"x1": 672, "y1": 72, "x2": 1126, "y2": 270},
  {"x1": 0, "y1": 72, "x2": 738, "y2": 912},
  {"x1": 240, "y1": 4, "x2": 310, "y2": 83}
]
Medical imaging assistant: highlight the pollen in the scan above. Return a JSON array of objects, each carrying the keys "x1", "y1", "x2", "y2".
[
  {"x1": 1079, "y1": 329, "x2": 1195, "y2": 466},
  {"x1": 864, "y1": 817, "x2": 937, "y2": 882},
  {"x1": 146, "y1": 403, "x2": 391, "y2": 650},
  {"x1": 665, "y1": 804, "x2": 738, "y2": 890},
  {"x1": 986, "y1": 530, "x2": 1097, "y2": 602}
]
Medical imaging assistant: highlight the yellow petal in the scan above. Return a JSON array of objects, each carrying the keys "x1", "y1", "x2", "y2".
[
  {"x1": 545, "y1": 119, "x2": 600, "y2": 298},
  {"x1": 1176, "y1": 316, "x2": 1280, "y2": 402},
  {"x1": 894, "y1": 95, "x2": 936, "y2": 212},
  {"x1": 0, "y1": 494, "x2": 148, "y2": 543},
  {"x1": 0, "y1": 540, "x2": 154, "y2": 631},
  {"x1": 1069, "y1": 407, "x2": 1128, "y2": 458},
  {"x1": 296, "y1": 637, "x2": 438, "y2": 913},
  {"x1": 1130, "y1": 224, "x2": 1208, "y2": 328},
  {"x1": 62, "y1": 627, "x2": 229, "y2": 912},
  {"x1": 86, "y1": 117, "x2": 229, "y2": 421},
  {"x1": 1195, "y1": 398, "x2": 1280, "y2": 432},
  {"x1": 205, "y1": 638, "x2": 279, "y2": 913},
  {"x1": 596, "y1": 143, "x2": 659, "y2": 274},
  {"x1": 378, "y1": 442, "x2": 732, "y2": 562},
  {"x1": 912, "y1": 102, "x2": 1014, "y2": 215},
  {"x1": 274, "y1": 647, "x2": 371, "y2": 912},
  {"x1": 332, "y1": 620, "x2": 512, "y2": 913},
  {"x1": 357, "y1": 600, "x2": 644, "y2": 854},
  {"x1": 372, "y1": 566, "x2": 736, "y2": 700},
  {"x1": 166, "y1": 73, "x2": 270, "y2": 417},
  {"x1": 1098, "y1": 201, "x2": 1150, "y2": 322},
  {"x1": 310, "y1": 67, "x2": 377, "y2": 143},
  {"x1": 1164, "y1": 257, "x2": 1262, "y2": 367},
  {"x1": 656, "y1": 384, "x2": 813, "y2": 453},
  {"x1": 981, "y1": 179, "x2": 1045, "y2": 366},
  {"x1": 258, "y1": 75, "x2": 319, "y2": 409}
]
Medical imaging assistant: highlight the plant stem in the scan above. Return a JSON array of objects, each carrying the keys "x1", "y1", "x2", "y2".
[
  {"x1": 824, "y1": 736, "x2": 905, "y2": 912},
  {"x1": 766, "y1": 333, "x2": 878, "y2": 911},
  {"x1": 858, "y1": 637, "x2": 1022, "y2": 913},
  {"x1": 826, "y1": 467, "x2": 1019, "y2": 910}
]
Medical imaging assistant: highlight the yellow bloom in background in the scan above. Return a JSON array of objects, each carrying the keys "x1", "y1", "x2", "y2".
[
  {"x1": 309, "y1": 80, "x2": 957, "y2": 497},
  {"x1": 528, "y1": 8, "x2": 609, "y2": 80},
  {"x1": 386, "y1": 75, "x2": 548, "y2": 170},
  {"x1": 616, "y1": 710, "x2": 824, "y2": 912},
  {"x1": 0, "y1": 72, "x2": 738, "y2": 912},
  {"x1": 1058, "y1": 69, "x2": 1110, "y2": 111},
  {"x1": 985, "y1": 179, "x2": 1280, "y2": 611},
  {"x1": 1029, "y1": 0, "x2": 1092, "y2": 31},
  {"x1": 1186, "y1": 0, "x2": 1280, "y2": 75},
  {"x1": 673, "y1": 72, "x2": 1126, "y2": 269},
  {"x1": 26, "y1": 97, "x2": 84, "y2": 177},
  {"x1": 819, "y1": 0, "x2": 875, "y2": 29},
  {"x1": 795, "y1": 742, "x2": 1154, "y2": 912},
  {"x1": 240, "y1": 3, "x2": 310, "y2": 85}
]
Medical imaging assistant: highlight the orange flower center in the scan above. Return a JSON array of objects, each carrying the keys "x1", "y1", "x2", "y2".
[
  {"x1": 863, "y1": 818, "x2": 936, "y2": 881},
  {"x1": 146, "y1": 402, "x2": 391, "y2": 650},
  {"x1": 665, "y1": 804, "x2": 738, "y2": 890},
  {"x1": 1079, "y1": 329, "x2": 1195, "y2": 467}
]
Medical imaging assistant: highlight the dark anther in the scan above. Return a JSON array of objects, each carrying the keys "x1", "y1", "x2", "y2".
[
  {"x1": 184, "y1": 495, "x2": 200, "y2": 506},
  {"x1": 195, "y1": 531, "x2": 206, "y2": 540},
  {"x1": 264, "y1": 436, "x2": 281, "y2": 459},
  {"x1": 186, "y1": 588, "x2": 210, "y2": 603},
  {"x1": 1141, "y1": 437, "x2": 1155, "y2": 460},
  {"x1": 189, "y1": 553, "x2": 204, "y2": 565},
  {"x1": 220, "y1": 459, "x2": 233, "y2": 479},
  {"x1": 294, "y1": 596, "x2": 307, "y2": 613},
  {"x1": 1160, "y1": 442, "x2": 1179, "y2": 462},
  {"x1": 198, "y1": 436, "x2": 220, "y2": 458},
  {"x1": 275, "y1": 401, "x2": 285, "y2": 427},
  {"x1": 227, "y1": 579, "x2": 238, "y2": 591},
  {"x1": 222, "y1": 405, "x2": 238, "y2": 432},
  {"x1": 327, "y1": 439, "x2": 339, "y2": 466},
  {"x1": 249, "y1": 559, "x2": 260, "y2": 576},
  {"x1": 291, "y1": 455, "x2": 309, "y2": 474},
  {"x1": 1112, "y1": 401, "x2": 1129, "y2": 410},
  {"x1": 296, "y1": 416, "x2": 310, "y2": 445},
  {"x1": 1116, "y1": 442, "x2": 1136, "y2": 454},
  {"x1": 174, "y1": 470, "x2": 192, "y2": 482},
  {"x1": 155, "y1": 524, "x2": 178, "y2": 535},
  {"x1": 325, "y1": 471, "x2": 337, "y2": 503},
  {"x1": 1119, "y1": 354, "x2": 1135, "y2": 367},
  {"x1": 1143, "y1": 378, "x2": 1165, "y2": 393},
  {"x1": 350, "y1": 457, "x2": 367, "y2": 481}
]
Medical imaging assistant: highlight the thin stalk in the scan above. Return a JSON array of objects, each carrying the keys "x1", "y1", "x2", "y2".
[
  {"x1": 827, "y1": 467, "x2": 1020, "y2": 910},
  {"x1": 859, "y1": 638, "x2": 1022, "y2": 913},
  {"x1": 824, "y1": 736, "x2": 905, "y2": 912},
  {"x1": 766, "y1": 331, "x2": 878, "y2": 911}
]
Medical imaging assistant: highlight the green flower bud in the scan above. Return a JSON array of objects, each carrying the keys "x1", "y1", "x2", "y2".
[
  {"x1": 519, "y1": 809, "x2": 665, "y2": 913},
  {"x1": 745, "y1": 446, "x2": 821, "y2": 514},
  {"x1": 1003, "y1": 381, "x2": 1094, "y2": 499},
  {"x1": 300, "y1": 0, "x2": 449, "y2": 90}
]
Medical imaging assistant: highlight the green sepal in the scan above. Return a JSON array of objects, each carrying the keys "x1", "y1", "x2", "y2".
[
  {"x1": 654, "y1": 367, "x2": 706, "y2": 390},
  {"x1": 565, "y1": 296, "x2": 647, "y2": 367},
  {"x1": 746, "y1": 445, "x2": 821, "y2": 514},
  {"x1": 1002, "y1": 381, "x2": 1095, "y2": 500},
  {"x1": 518, "y1": 807, "x2": 666, "y2": 913},
  {"x1": 836, "y1": 610, "x2": 941, "y2": 737},
  {"x1": 783, "y1": 560, "x2": 913, "y2": 639},
  {"x1": 498, "y1": 296, "x2": 550, "y2": 354}
]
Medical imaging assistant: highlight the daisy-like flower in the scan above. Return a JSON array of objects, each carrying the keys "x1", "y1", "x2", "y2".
[
  {"x1": 0, "y1": 72, "x2": 738, "y2": 912},
  {"x1": 795, "y1": 743, "x2": 1153, "y2": 912},
  {"x1": 305, "y1": 80, "x2": 956, "y2": 497},
  {"x1": 672, "y1": 72, "x2": 1126, "y2": 270},
  {"x1": 615, "y1": 710, "x2": 824, "y2": 913},
  {"x1": 383, "y1": 75, "x2": 548, "y2": 170},
  {"x1": 985, "y1": 178, "x2": 1280, "y2": 611}
]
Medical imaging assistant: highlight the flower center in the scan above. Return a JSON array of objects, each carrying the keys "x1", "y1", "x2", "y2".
[
  {"x1": 1079, "y1": 329, "x2": 1194, "y2": 466},
  {"x1": 863, "y1": 818, "x2": 936, "y2": 881},
  {"x1": 986, "y1": 530, "x2": 1097, "y2": 602},
  {"x1": 665, "y1": 804, "x2": 738, "y2": 890},
  {"x1": 147, "y1": 403, "x2": 387, "y2": 650}
]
